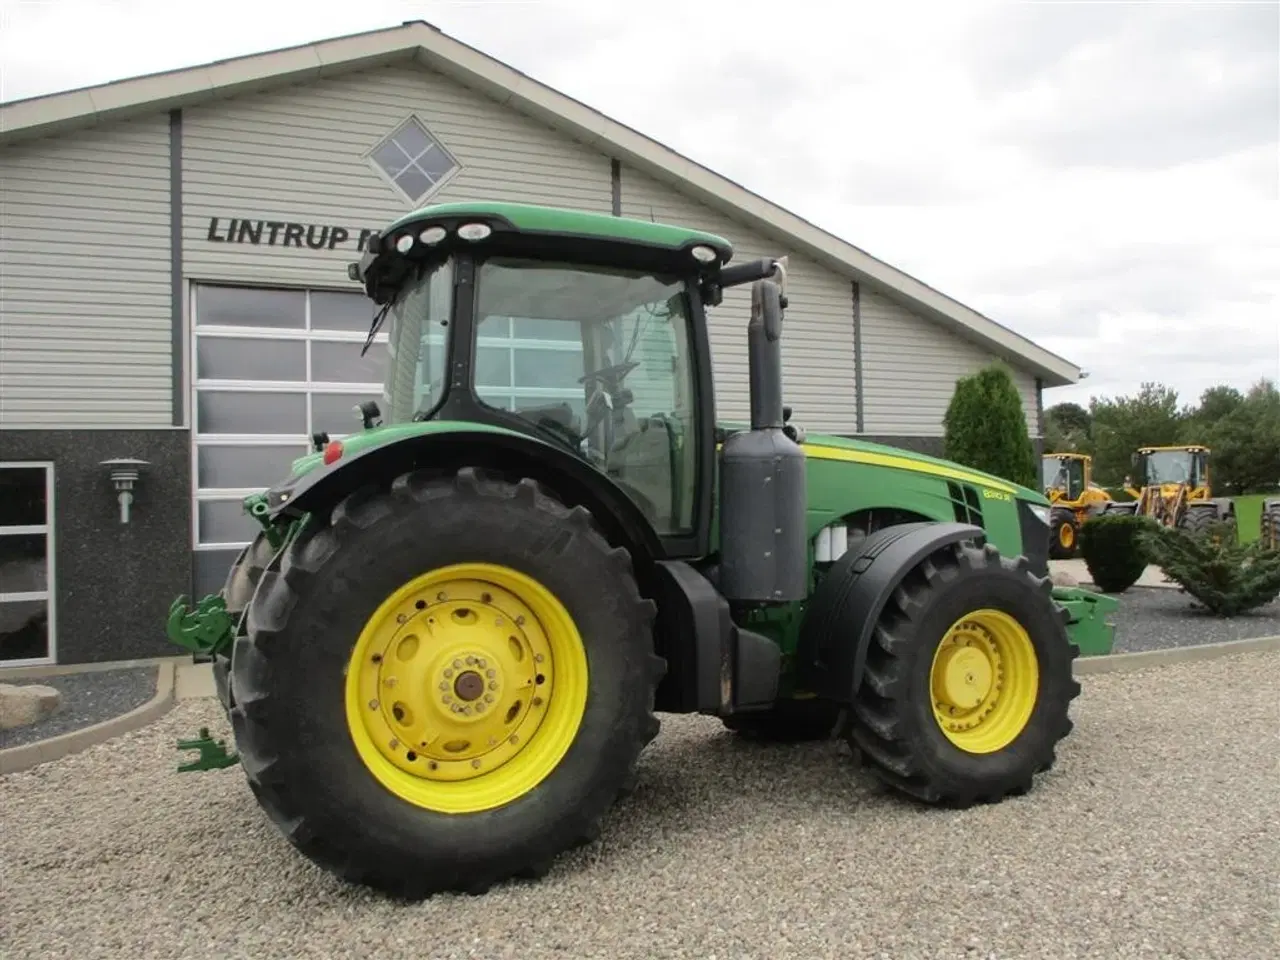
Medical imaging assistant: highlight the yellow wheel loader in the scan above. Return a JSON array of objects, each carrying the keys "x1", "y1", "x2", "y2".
[
  {"x1": 1101, "y1": 445, "x2": 1236, "y2": 537},
  {"x1": 1041, "y1": 453, "x2": 1112, "y2": 558}
]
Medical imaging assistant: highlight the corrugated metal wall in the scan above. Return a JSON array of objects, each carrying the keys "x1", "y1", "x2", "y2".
[
  {"x1": 0, "y1": 117, "x2": 172, "y2": 427},
  {"x1": 860, "y1": 288, "x2": 1040, "y2": 437},
  {"x1": 181, "y1": 63, "x2": 614, "y2": 290}
]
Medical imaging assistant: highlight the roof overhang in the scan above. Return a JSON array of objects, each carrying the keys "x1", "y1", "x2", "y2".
[{"x1": 0, "y1": 20, "x2": 1082, "y2": 387}]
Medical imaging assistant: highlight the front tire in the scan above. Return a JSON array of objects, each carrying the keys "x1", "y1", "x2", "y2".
[
  {"x1": 848, "y1": 541, "x2": 1080, "y2": 806},
  {"x1": 228, "y1": 466, "x2": 664, "y2": 897},
  {"x1": 1048, "y1": 507, "x2": 1079, "y2": 559}
]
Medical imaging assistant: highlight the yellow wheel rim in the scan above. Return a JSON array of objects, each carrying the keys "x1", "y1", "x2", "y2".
[
  {"x1": 1059, "y1": 522, "x2": 1075, "y2": 549},
  {"x1": 343, "y1": 562, "x2": 588, "y2": 814},
  {"x1": 929, "y1": 609, "x2": 1039, "y2": 754}
]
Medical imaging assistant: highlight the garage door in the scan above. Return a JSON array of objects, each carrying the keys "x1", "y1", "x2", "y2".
[{"x1": 191, "y1": 283, "x2": 392, "y2": 595}]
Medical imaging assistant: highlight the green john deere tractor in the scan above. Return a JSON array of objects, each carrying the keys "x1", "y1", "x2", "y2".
[{"x1": 166, "y1": 200, "x2": 1117, "y2": 898}]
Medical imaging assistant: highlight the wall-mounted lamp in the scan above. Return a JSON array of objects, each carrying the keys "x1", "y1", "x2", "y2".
[{"x1": 100, "y1": 458, "x2": 150, "y2": 524}]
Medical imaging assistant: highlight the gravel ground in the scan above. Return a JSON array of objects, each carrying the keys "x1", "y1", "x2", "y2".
[
  {"x1": 0, "y1": 666, "x2": 159, "y2": 750},
  {"x1": 1104, "y1": 587, "x2": 1280, "y2": 654},
  {"x1": 2, "y1": 652, "x2": 1277, "y2": 960}
]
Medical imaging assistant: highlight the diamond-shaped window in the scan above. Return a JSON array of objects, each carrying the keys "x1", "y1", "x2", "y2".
[{"x1": 368, "y1": 117, "x2": 460, "y2": 203}]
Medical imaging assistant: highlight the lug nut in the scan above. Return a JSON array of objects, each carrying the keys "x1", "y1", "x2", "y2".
[{"x1": 486, "y1": 669, "x2": 496, "y2": 679}]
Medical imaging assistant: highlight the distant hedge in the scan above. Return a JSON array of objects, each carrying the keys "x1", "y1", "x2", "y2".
[{"x1": 1080, "y1": 514, "x2": 1155, "y2": 593}]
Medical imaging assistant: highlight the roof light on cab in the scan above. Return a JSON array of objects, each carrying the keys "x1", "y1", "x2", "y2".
[
  {"x1": 394, "y1": 234, "x2": 414, "y2": 253},
  {"x1": 457, "y1": 222, "x2": 492, "y2": 241},
  {"x1": 690, "y1": 244, "x2": 717, "y2": 263},
  {"x1": 419, "y1": 225, "x2": 447, "y2": 245}
]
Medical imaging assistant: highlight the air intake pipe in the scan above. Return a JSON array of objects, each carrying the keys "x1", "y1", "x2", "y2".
[{"x1": 717, "y1": 273, "x2": 808, "y2": 603}]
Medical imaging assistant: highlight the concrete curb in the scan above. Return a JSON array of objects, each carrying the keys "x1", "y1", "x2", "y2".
[
  {"x1": 1076, "y1": 634, "x2": 1280, "y2": 676},
  {"x1": 0, "y1": 654, "x2": 189, "y2": 682},
  {"x1": 0, "y1": 660, "x2": 177, "y2": 776}
]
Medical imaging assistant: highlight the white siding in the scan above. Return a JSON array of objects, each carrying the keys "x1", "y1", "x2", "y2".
[
  {"x1": 861, "y1": 288, "x2": 1040, "y2": 437},
  {"x1": 0, "y1": 117, "x2": 171, "y2": 427},
  {"x1": 181, "y1": 64, "x2": 614, "y2": 289},
  {"x1": 618, "y1": 166, "x2": 858, "y2": 432}
]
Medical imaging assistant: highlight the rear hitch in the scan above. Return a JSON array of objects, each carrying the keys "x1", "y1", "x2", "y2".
[
  {"x1": 165, "y1": 594, "x2": 235, "y2": 658},
  {"x1": 177, "y1": 726, "x2": 240, "y2": 773}
]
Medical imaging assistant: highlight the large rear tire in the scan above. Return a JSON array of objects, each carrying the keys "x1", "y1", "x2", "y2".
[
  {"x1": 847, "y1": 541, "x2": 1080, "y2": 806},
  {"x1": 228, "y1": 466, "x2": 664, "y2": 897},
  {"x1": 1181, "y1": 502, "x2": 1236, "y2": 542},
  {"x1": 1262, "y1": 500, "x2": 1280, "y2": 550}
]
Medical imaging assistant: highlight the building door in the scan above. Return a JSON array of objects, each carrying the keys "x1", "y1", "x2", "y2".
[{"x1": 191, "y1": 283, "x2": 388, "y2": 596}]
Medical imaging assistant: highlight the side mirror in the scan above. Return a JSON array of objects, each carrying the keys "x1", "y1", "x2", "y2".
[{"x1": 1130, "y1": 452, "x2": 1140, "y2": 467}]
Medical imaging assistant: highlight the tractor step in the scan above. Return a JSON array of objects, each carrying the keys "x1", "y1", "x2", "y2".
[{"x1": 176, "y1": 726, "x2": 240, "y2": 773}]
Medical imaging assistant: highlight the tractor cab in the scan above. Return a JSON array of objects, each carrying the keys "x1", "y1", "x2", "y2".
[
  {"x1": 1042, "y1": 453, "x2": 1087, "y2": 502},
  {"x1": 1133, "y1": 445, "x2": 1209, "y2": 493},
  {"x1": 343, "y1": 200, "x2": 797, "y2": 563}
]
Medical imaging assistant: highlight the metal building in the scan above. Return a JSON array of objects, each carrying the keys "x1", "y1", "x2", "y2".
[{"x1": 0, "y1": 21, "x2": 1082, "y2": 666}]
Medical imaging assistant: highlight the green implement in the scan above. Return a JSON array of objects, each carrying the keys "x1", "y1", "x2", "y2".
[
  {"x1": 176, "y1": 727, "x2": 240, "y2": 772},
  {"x1": 165, "y1": 594, "x2": 234, "y2": 658}
]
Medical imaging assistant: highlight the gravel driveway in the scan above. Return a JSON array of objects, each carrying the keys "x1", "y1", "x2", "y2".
[{"x1": 3, "y1": 652, "x2": 1277, "y2": 960}]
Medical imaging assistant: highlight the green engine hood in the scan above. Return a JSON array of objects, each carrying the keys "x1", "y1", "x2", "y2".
[{"x1": 798, "y1": 431, "x2": 1049, "y2": 506}]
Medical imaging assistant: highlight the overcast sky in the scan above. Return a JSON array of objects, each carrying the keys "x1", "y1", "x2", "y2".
[{"x1": 3, "y1": 0, "x2": 1277, "y2": 410}]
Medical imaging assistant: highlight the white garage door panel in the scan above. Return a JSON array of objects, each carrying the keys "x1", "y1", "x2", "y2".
[{"x1": 190, "y1": 282, "x2": 390, "y2": 596}]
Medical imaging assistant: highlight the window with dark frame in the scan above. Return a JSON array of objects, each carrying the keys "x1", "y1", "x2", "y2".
[{"x1": 0, "y1": 463, "x2": 54, "y2": 664}]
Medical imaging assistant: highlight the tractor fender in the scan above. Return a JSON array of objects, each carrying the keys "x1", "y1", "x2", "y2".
[
  {"x1": 260, "y1": 428, "x2": 664, "y2": 563},
  {"x1": 794, "y1": 520, "x2": 985, "y2": 702}
]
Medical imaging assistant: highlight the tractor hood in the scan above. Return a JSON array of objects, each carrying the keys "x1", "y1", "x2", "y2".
[{"x1": 798, "y1": 431, "x2": 1050, "y2": 506}]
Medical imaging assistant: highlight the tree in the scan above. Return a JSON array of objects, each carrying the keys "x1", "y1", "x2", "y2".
[
  {"x1": 1088, "y1": 382, "x2": 1183, "y2": 484},
  {"x1": 1180, "y1": 385, "x2": 1244, "y2": 445},
  {"x1": 1044, "y1": 402, "x2": 1094, "y2": 454},
  {"x1": 943, "y1": 362, "x2": 1038, "y2": 488},
  {"x1": 1204, "y1": 379, "x2": 1280, "y2": 494}
]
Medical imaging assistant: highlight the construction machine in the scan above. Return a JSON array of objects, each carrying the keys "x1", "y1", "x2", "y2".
[
  {"x1": 1102, "y1": 444, "x2": 1235, "y2": 536},
  {"x1": 1041, "y1": 452, "x2": 1112, "y2": 558},
  {"x1": 164, "y1": 201, "x2": 1117, "y2": 898}
]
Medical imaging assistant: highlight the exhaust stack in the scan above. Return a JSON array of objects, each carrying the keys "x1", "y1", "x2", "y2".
[{"x1": 717, "y1": 275, "x2": 808, "y2": 603}]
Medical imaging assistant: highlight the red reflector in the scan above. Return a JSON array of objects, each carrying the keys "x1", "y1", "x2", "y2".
[{"x1": 323, "y1": 440, "x2": 344, "y2": 465}]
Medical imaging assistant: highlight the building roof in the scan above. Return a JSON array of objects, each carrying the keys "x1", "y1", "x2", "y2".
[{"x1": 0, "y1": 20, "x2": 1081, "y2": 386}]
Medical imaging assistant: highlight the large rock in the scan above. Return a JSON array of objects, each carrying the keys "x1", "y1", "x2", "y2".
[{"x1": 0, "y1": 683, "x2": 62, "y2": 731}]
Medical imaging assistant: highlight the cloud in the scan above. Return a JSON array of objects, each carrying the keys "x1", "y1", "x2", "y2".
[{"x1": 977, "y1": 2, "x2": 1280, "y2": 170}]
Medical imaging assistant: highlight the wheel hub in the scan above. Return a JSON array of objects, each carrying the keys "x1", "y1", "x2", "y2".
[
  {"x1": 933, "y1": 645, "x2": 993, "y2": 710},
  {"x1": 355, "y1": 582, "x2": 553, "y2": 783},
  {"x1": 928, "y1": 608, "x2": 1039, "y2": 754}
]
